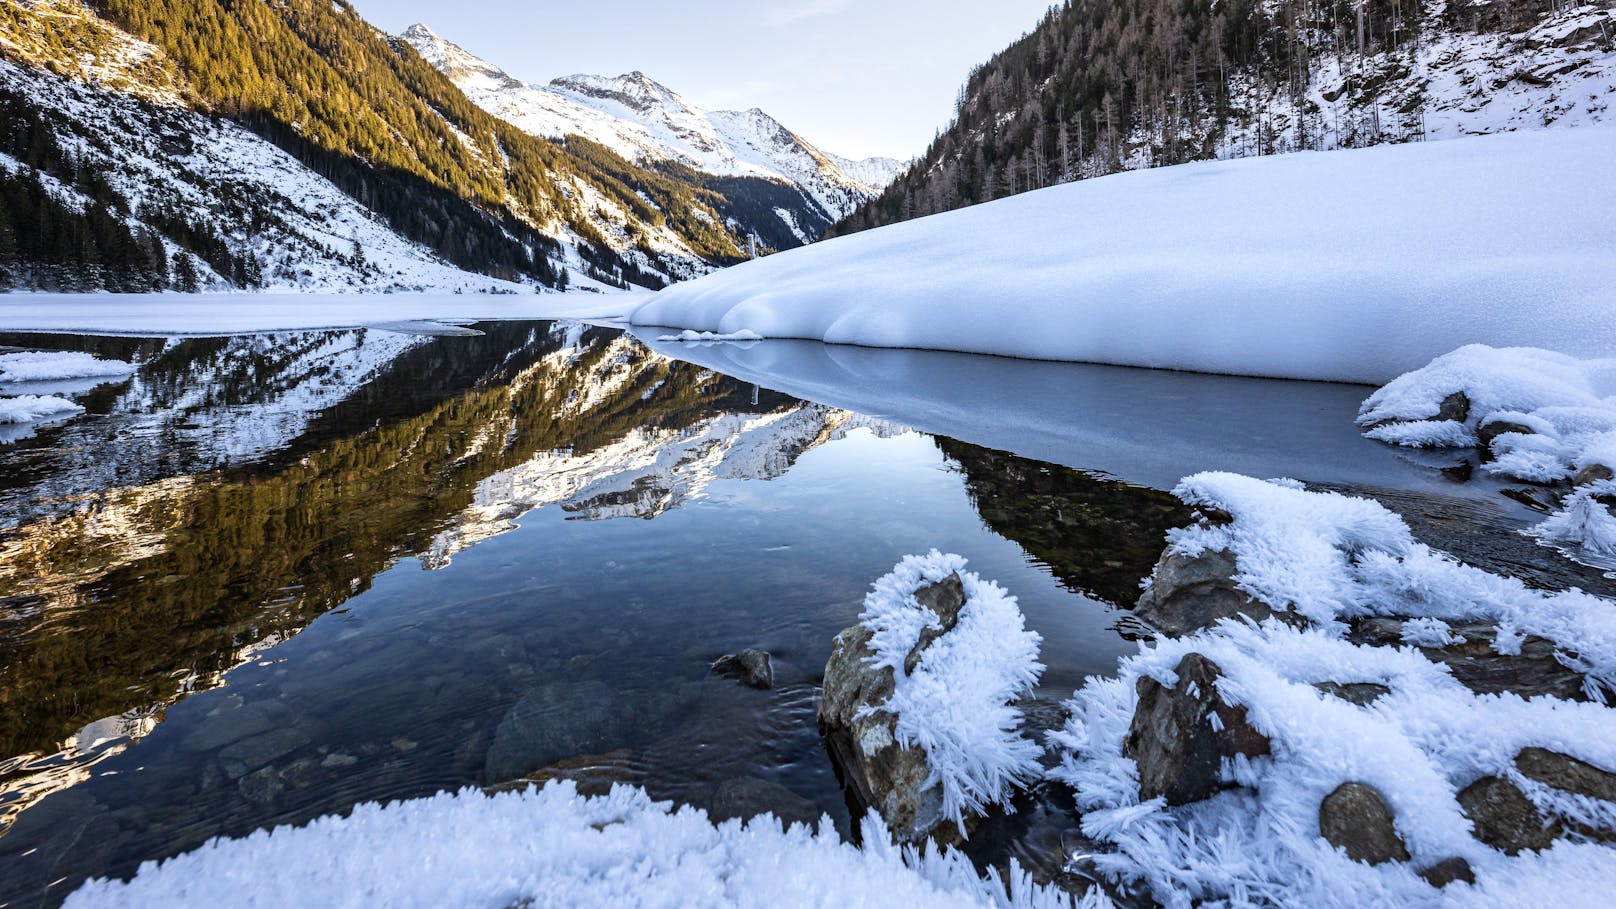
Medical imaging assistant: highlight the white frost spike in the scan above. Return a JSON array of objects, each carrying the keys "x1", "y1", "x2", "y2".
[{"x1": 859, "y1": 551, "x2": 1046, "y2": 833}]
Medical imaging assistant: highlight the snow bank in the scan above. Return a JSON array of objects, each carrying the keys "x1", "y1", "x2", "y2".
[
  {"x1": 860, "y1": 552, "x2": 1046, "y2": 830},
  {"x1": 630, "y1": 128, "x2": 1616, "y2": 384},
  {"x1": 1050, "y1": 475, "x2": 1616, "y2": 906},
  {"x1": 0, "y1": 394, "x2": 83, "y2": 424},
  {"x1": 0, "y1": 351, "x2": 135, "y2": 383},
  {"x1": 0, "y1": 292, "x2": 638, "y2": 336},
  {"x1": 657, "y1": 328, "x2": 764, "y2": 343},
  {"x1": 1359, "y1": 345, "x2": 1616, "y2": 557},
  {"x1": 66, "y1": 782, "x2": 1097, "y2": 909}
]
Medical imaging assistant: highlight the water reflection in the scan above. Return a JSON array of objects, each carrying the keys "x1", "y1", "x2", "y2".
[{"x1": 2, "y1": 321, "x2": 1204, "y2": 906}]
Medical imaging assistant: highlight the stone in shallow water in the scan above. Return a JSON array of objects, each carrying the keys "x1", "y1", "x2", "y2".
[
  {"x1": 707, "y1": 777, "x2": 820, "y2": 828},
  {"x1": 711, "y1": 649, "x2": 774, "y2": 689},
  {"x1": 1459, "y1": 776, "x2": 1560, "y2": 854},
  {"x1": 1318, "y1": 782, "x2": 1410, "y2": 865},
  {"x1": 219, "y1": 727, "x2": 310, "y2": 780},
  {"x1": 1124, "y1": 653, "x2": 1270, "y2": 806}
]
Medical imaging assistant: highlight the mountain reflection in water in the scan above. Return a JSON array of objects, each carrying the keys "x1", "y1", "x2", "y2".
[{"x1": 0, "y1": 321, "x2": 1189, "y2": 907}]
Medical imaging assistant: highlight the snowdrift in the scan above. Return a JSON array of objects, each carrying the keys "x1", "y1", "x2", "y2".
[
  {"x1": 65, "y1": 782, "x2": 1094, "y2": 909},
  {"x1": 630, "y1": 128, "x2": 1616, "y2": 384}
]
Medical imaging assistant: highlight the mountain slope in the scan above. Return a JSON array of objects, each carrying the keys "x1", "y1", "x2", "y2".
[
  {"x1": 1, "y1": 0, "x2": 809, "y2": 292},
  {"x1": 833, "y1": 0, "x2": 1616, "y2": 235},
  {"x1": 402, "y1": 24, "x2": 902, "y2": 248}
]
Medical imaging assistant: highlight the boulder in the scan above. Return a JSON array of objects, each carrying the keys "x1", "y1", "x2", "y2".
[
  {"x1": 711, "y1": 649, "x2": 774, "y2": 689},
  {"x1": 1478, "y1": 419, "x2": 1537, "y2": 461},
  {"x1": 1458, "y1": 776, "x2": 1560, "y2": 854},
  {"x1": 1314, "y1": 681, "x2": 1392, "y2": 706},
  {"x1": 904, "y1": 573, "x2": 966, "y2": 673},
  {"x1": 1515, "y1": 747, "x2": 1616, "y2": 802},
  {"x1": 1123, "y1": 653, "x2": 1271, "y2": 806},
  {"x1": 1346, "y1": 618, "x2": 1587, "y2": 701},
  {"x1": 818, "y1": 575, "x2": 962, "y2": 845},
  {"x1": 1435, "y1": 391, "x2": 1472, "y2": 424},
  {"x1": 1419, "y1": 857, "x2": 1476, "y2": 888},
  {"x1": 1573, "y1": 464, "x2": 1615, "y2": 488},
  {"x1": 1133, "y1": 548, "x2": 1278, "y2": 637},
  {"x1": 1318, "y1": 782, "x2": 1411, "y2": 864}
]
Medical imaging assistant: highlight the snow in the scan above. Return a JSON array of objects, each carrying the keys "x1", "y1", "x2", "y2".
[
  {"x1": 631, "y1": 127, "x2": 1616, "y2": 384},
  {"x1": 658, "y1": 328, "x2": 764, "y2": 343},
  {"x1": 859, "y1": 552, "x2": 1046, "y2": 833},
  {"x1": 400, "y1": 25, "x2": 901, "y2": 224},
  {"x1": 0, "y1": 292, "x2": 636, "y2": 336},
  {"x1": 1048, "y1": 474, "x2": 1616, "y2": 907},
  {"x1": 1360, "y1": 344, "x2": 1616, "y2": 558},
  {"x1": 0, "y1": 351, "x2": 135, "y2": 383},
  {"x1": 0, "y1": 394, "x2": 82, "y2": 424},
  {"x1": 64, "y1": 782, "x2": 1095, "y2": 909}
]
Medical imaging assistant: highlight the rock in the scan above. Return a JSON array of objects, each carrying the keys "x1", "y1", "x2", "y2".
[
  {"x1": 1318, "y1": 782, "x2": 1410, "y2": 864},
  {"x1": 1478, "y1": 420, "x2": 1537, "y2": 460},
  {"x1": 707, "y1": 777, "x2": 821, "y2": 828},
  {"x1": 484, "y1": 681, "x2": 649, "y2": 783},
  {"x1": 491, "y1": 750, "x2": 644, "y2": 798},
  {"x1": 1435, "y1": 391, "x2": 1472, "y2": 424},
  {"x1": 904, "y1": 573, "x2": 967, "y2": 674},
  {"x1": 1123, "y1": 653, "x2": 1271, "y2": 806},
  {"x1": 181, "y1": 700, "x2": 279, "y2": 752},
  {"x1": 238, "y1": 766, "x2": 285, "y2": 805},
  {"x1": 218, "y1": 727, "x2": 310, "y2": 780},
  {"x1": 1133, "y1": 548, "x2": 1277, "y2": 637},
  {"x1": 1419, "y1": 857, "x2": 1476, "y2": 888},
  {"x1": 1346, "y1": 618, "x2": 1587, "y2": 701},
  {"x1": 1459, "y1": 776, "x2": 1560, "y2": 854},
  {"x1": 711, "y1": 649, "x2": 774, "y2": 689},
  {"x1": 1314, "y1": 681, "x2": 1392, "y2": 706},
  {"x1": 1573, "y1": 464, "x2": 1615, "y2": 488},
  {"x1": 1515, "y1": 747, "x2": 1616, "y2": 803},
  {"x1": 820, "y1": 575, "x2": 971, "y2": 846}
]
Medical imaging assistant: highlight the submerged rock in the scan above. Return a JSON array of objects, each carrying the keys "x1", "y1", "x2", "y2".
[
  {"x1": 1133, "y1": 548, "x2": 1276, "y2": 637},
  {"x1": 707, "y1": 777, "x2": 820, "y2": 828},
  {"x1": 1459, "y1": 776, "x2": 1560, "y2": 854},
  {"x1": 711, "y1": 649, "x2": 774, "y2": 689},
  {"x1": 1318, "y1": 782, "x2": 1410, "y2": 864},
  {"x1": 485, "y1": 681, "x2": 671, "y2": 783},
  {"x1": 1123, "y1": 653, "x2": 1270, "y2": 806},
  {"x1": 818, "y1": 574, "x2": 960, "y2": 845}
]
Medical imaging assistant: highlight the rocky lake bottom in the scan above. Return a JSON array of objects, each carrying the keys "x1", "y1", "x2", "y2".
[{"x1": 1, "y1": 322, "x2": 1608, "y2": 907}]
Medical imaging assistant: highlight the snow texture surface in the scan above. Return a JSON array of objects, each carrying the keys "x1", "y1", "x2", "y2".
[
  {"x1": 631, "y1": 128, "x2": 1616, "y2": 384},
  {"x1": 0, "y1": 351, "x2": 135, "y2": 383},
  {"x1": 860, "y1": 552, "x2": 1046, "y2": 831},
  {"x1": 0, "y1": 394, "x2": 82, "y2": 424},
  {"x1": 1360, "y1": 345, "x2": 1616, "y2": 557},
  {"x1": 1050, "y1": 474, "x2": 1616, "y2": 907},
  {"x1": 65, "y1": 782, "x2": 1097, "y2": 909}
]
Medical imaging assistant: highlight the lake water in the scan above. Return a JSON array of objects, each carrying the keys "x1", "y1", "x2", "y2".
[{"x1": 0, "y1": 321, "x2": 1602, "y2": 906}]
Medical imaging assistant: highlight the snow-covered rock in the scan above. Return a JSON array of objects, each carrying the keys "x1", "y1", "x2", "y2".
[
  {"x1": 401, "y1": 24, "x2": 903, "y2": 233},
  {"x1": 630, "y1": 127, "x2": 1616, "y2": 384},
  {"x1": 1360, "y1": 344, "x2": 1616, "y2": 561},
  {"x1": 819, "y1": 553, "x2": 1045, "y2": 843},
  {"x1": 1050, "y1": 474, "x2": 1616, "y2": 907},
  {"x1": 64, "y1": 782, "x2": 1093, "y2": 909}
]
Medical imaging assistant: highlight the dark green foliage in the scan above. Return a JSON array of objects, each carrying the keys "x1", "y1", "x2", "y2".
[{"x1": 833, "y1": 0, "x2": 1443, "y2": 235}]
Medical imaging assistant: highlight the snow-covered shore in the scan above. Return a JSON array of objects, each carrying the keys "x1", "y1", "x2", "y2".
[
  {"x1": 0, "y1": 292, "x2": 638, "y2": 336},
  {"x1": 630, "y1": 128, "x2": 1616, "y2": 384}
]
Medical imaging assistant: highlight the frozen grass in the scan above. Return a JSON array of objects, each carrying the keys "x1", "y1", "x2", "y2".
[
  {"x1": 0, "y1": 351, "x2": 134, "y2": 383},
  {"x1": 0, "y1": 394, "x2": 83, "y2": 423},
  {"x1": 859, "y1": 552, "x2": 1046, "y2": 832},
  {"x1": 65, "y1": 782, "x2": 1101, "y2": 909},
  {"x1": 1050, "y1": 474, "x2": 1616, "y2": 907}
]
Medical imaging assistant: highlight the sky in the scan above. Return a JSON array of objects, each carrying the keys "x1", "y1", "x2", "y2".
[{"x1": 349, "y1": 0, "x2": 1057, "y2": 161}]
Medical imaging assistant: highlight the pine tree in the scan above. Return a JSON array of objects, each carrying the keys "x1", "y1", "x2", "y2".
[{"x1": 173, "y1": 250, "x2": 200, "y2": 292}]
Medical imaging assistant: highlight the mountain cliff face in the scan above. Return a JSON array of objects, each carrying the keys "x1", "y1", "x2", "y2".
[
  {"x1": 0, "y1": 0, "x2": 846, "y2": 292},
  {"x1": 402, "y1": 25, "x2": 903, "y2": 248},
  {"x1": 833, "y1": 0, "x2": 1616, "y2": 235}
]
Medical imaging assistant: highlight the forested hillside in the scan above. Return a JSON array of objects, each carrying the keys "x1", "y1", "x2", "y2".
[
  {"x1": 833, "y1": 0, "x2": 1616, "y2": 234},
  {"x1": 0, "y1": 0, "x2": 787, "y2": 292}
]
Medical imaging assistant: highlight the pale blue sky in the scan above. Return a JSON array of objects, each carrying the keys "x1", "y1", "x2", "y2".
[{"x1": 350, "y1": 0, "x2": 1056, "y2": 160}]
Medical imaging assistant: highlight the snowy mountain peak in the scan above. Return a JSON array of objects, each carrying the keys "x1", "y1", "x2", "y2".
[{"x1": 401, "y1": 24, "x2": 907, "y2": 234}]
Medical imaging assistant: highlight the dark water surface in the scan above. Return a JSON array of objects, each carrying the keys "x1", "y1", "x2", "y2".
[{"x1": 0, "y1": 321, "x2": 1599, "y2": 906}]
